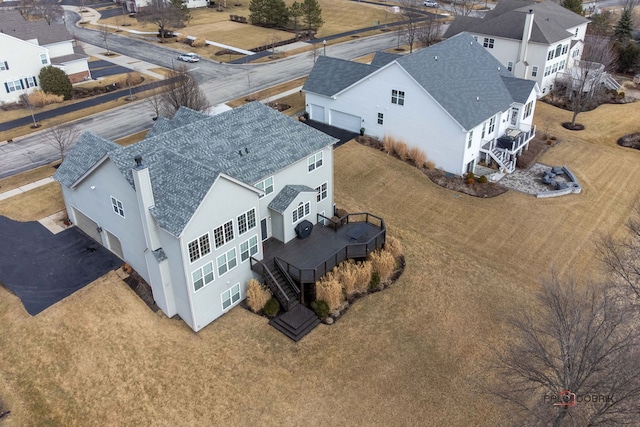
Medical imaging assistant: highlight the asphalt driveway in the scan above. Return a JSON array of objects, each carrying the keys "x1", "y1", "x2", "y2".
[
  {"x1": 0, "y1": 216, "x2": 122, "y2": 315},
  {"x1": 88, "y1": 59, "x2": 133, "y2": 78}
]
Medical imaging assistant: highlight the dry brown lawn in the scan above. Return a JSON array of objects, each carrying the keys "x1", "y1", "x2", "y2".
[
  {"x1": 226, "y1": 76, "x2": 306, "y2": 107},
  {"x1": 1, "y1": 101, "x2": 640, "y2": 425},
  {"x1": 0, "y1": 162, "x2": 59, "y2": 192},
  {"x1": 0, "y1": 183, "x2": 64, "y2": 222}
]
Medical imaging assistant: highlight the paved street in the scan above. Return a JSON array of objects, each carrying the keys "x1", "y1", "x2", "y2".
[{"x1": 0, "y1": 11, "x2": 398, "y2": 179}]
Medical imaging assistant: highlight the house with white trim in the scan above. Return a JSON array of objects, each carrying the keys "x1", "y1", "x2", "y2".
[
  {"x1": 303, "y1": 32, "x2": 539, "y2": 175},
  {"x1": 54, "y1": 102, "x2": 340, "y2": 333},
  {"x1": 0, "y1": 10, "x2": 90, "y2": 104},
  {"x1": 443, "y1": 0, "x2": 590, "y2": 95}
]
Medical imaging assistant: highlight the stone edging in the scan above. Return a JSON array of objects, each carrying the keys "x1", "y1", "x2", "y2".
[{"x1": 536, "y1": 166, "x2": 582, "y2": 198}]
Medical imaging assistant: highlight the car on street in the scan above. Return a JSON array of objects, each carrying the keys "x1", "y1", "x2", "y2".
[
  {"x1": 423, "y1": 0, "x2": 438, "y2": 6},
  {"x1": 177, "y1": 53, "x2": 200, "y2": 63}
]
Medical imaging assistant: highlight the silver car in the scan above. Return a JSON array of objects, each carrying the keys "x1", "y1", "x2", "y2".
[{"x1": 177, "y1": 53, "x2": 201, "y2": 63}]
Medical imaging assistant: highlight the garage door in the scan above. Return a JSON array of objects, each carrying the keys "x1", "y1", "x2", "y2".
[
  {"x1": 105, "y1": 229, "x2": 124, "y2": 259},
  {"x1": 310, "y1": 104, "x2": 325, "y2": 122},
  {"x1": 72, "y1": 208, "x2": 101, "y2": 243},
  {"x1": 330, "y1": 110, "x2": 361, "y2": 132}
]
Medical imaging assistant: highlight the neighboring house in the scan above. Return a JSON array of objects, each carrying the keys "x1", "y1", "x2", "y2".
[
  {"x1": 0, "y1": 10, "x2": 90, "y2": 104},
  {"x1": 303, "y1": 32, "x2": 539, "y2": 175},
  {"x1": 54, "y1": 102, "x2": 384, "y2": 336},
  {"x1": 443, "y1": 0, "x2": 589, "y2": 95},
  {"x1": 124, "y1": 0, "x2": 208, "y2": 12}
]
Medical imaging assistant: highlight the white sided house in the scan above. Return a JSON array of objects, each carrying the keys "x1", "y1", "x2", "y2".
[
  {"x1": 303, "y1": 32, "x2": 539, "y2": 175},
  {"x1": 0, "y1": 10, "x2": 90, "y2": 104},
  {"x1": 54, "y1": 102, "x2": 345, "y2": 334},
  {"x1": 443, "y1": 0, "x2": 590, "y2": 95}
]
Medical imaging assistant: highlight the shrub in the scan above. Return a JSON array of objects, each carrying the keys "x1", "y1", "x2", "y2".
[
  {"x1": 394, "y1": 141, "x2": 409, "y2": 160},
  {"x1": 478, "y1": 175, "x2": 488, "y2": 184},
  {"x1": 369, "y1": 272, "x2": 380, "y2": 290},
  {"x1": 120, "y1": 72, "x2": 143, "y2": 87},
  {"x1": 467, "y1": 177, "x2": 474, "y2": 184},
  {"x1": 311, "y1": 300, "x2": 330, "y2": 319},
  {"x1": 263, "y1": 297, "x2": 280, "y2": 316},
  {"x1": 408, "y1": 146, "x2": 426, "y2": 167},
  {"x1": 385, "y1": 236, "x2": 403, "y2": 259},
  {"x1": 39, "y1": 65, "x2": 73, "y2": 100},
  {"x1": 382, "y1": 135, "x2": 396, "y2": 154},
  {"x1": 369, "y1": 249, "x2": 396, "y2": 282},
  {"x1": 176, "y1": 33, "x2": 188, "y2": 43},
  {"x1": 425, "y1": 160, "x2": 435, "y2": 170},
  {"x1": 354, "y1": 260, "x2": 372, "y2": 294},
  {"x1": 465, "y1": 171, "x2": 475, "y2": 180},
  {"x1": 191, "y1": 36, "x2": 206, "y2": 48},
  {"x1": 246, "y1": 278, "x2": 271, "y2": 313},
  {"x1": 550, "y1": 136, "x2": 557, "y2": 141},
  {"x1": 26, "y1": 89, "x2": 63, "y2": 107},
  {"x1": 315, "y1": 274, "x2": 344, "y2": 311}
]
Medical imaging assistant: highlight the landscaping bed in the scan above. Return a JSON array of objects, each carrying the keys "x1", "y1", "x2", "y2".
[{"x1": 617, "y1": 132, "x2": 640, "y2": 149}]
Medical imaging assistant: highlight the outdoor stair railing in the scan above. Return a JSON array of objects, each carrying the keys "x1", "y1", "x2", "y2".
[
  {"x1": 250, "y1": 258, "x2": 295, "y2": 311},
  {"x1": 274, "y1": 257, "x2": 300, "y2": 298}
]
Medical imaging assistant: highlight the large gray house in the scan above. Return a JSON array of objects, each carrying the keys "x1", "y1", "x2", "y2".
[{"x1": 54, "y1": 102, "x2": 340, "y2": 332}]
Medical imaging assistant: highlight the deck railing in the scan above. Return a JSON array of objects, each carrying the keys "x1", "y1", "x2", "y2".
[
  {"x1": 278, "y1": 212, "x2": 386, "y2": 285},
  {"x1": 250, "y1": 258, "x2": 295, "y2": 310}
]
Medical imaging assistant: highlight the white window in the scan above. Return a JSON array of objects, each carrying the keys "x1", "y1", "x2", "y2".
[
  {"x1": 547, "y1": 50, "x2": 554, "y2": 61},
  {"x1": 188, "y1": 233, "x2": 211, "y2": 263},
  {"x1": 555, "y1": 44, "x2": 562, "y2": 58},
  {"x1": 467, "y1": 131, "x2": 473, "y2": 149},
  {"x1": 217, "y1": 248, "x2": 237, "y2": 276},
  {"x1": 240, "y1": 235, "x2": 259, "y2": 262},
  {"x1": 213, "y1": 220, "x2": 234, "y2": 248},
  {"x1": 40, "y1": 53, "x2": 48, "y2": 65},
  {"x1": 25, "y1": 76, "x2": 36, "y2": 88},
  {"x1": 391, "y1": 89, "x2": 405, "y2": 105},
  {"x1": 111, "y1": 196, "x2": 125, "y2": 218},
  {"x1": 292, "y1": 201, "x2": 310, "y2": 223},
  {"x1": 572, "y1": 49, "x2": 580, "y2": 58},
  {"x1": 473, "y1": 35, "x2": 478, "y2": 41},
  {"x1": 507, "y1": 61, "x2": 513, "y2": 72},
  {"x1": 221, "y1": 283, "x2": 240, "y2": 310},
  {"x1": 575, "y1": 28, "x2": 579, "y2": 37},
  {"x1": 559, "y1": 60, "x2": 565, "y2": 70},
  {"x1": 5, "y1": 79, "x2": 22, "y2": 93},
  {"x1": 488, "y1": 116, "x2": 495, "y2": 134},
  {"x1": 532, "y1": 66, "x2": 538, "y2": 77},
  {"x1": 552, "y1": 62, "x2": 558, "y2": 73},
  {"x1": 377, "y1": 112, "x2": 383, "y2": 125},
  {"x1": 523, "y1": 101, "x2": 533, "y2": 119},
  {"x1": 255, "y1": 176, "x2": 274, "y2": 197},
  {"x1": 192, "y1": 262, "x2": 214, "y2": 292},
  {"x1": 316, "y1": 182, "x2": 327, "y2": 202},
  {"x1": 544, "y1": 66, "x2": 551, "y2": 77},
  {"x1": 307, "y1": 152, "x2": 323, "y2": 172},
  {"x1": 0, "y1": 61, "x2": 8, "y2": 71},
  {"x1": 562, "y1": 44, "x2": 568, "y2": 55},
  {"x1": 483, "y1": 37, "x2": 494, "y2": 48},
  {"x1": 237, "y1": 208, "x2": 256, "y2": 235},
  {"x1": 481, "y1": 122, "x2": 486, "y2": 139}
]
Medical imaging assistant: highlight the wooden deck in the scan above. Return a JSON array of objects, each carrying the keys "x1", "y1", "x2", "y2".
[{"x1": 255, "y1": 213, "x2": 386, "y2": 285}]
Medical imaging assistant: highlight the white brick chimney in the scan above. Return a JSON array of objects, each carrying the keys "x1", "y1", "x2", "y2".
[
  {"x1": 132, "y1": 156, "x2": 161, "y2": 251},
  {"x1": 515, "y1": 9, "x2": 534, "y2": 78}
]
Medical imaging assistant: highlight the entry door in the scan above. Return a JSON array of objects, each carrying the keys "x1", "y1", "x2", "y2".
[
  {"x1": 261, "y1": 218, "x2": 268, "y2": 241},
  {"x1": 510, "y1": 108, "x2": 519, "y2": 126}
]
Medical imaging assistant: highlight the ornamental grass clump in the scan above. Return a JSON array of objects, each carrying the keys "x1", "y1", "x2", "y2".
[
  {"x1": 191, "y1": 37, "x2": 206, "y2": 48},
  {"x1": 315, "y1": 273, "x2": 344, "y2": 311},
  {"x1": 384, "y1": 236, "x2": 403, "y2": 260},
  {"x1": 27, "y1": 89, "x2": 63, "y2": 107},
  {"x1": 394, "y1": 141, "x2": 409, "y2": 161},
  {"x1": 382, "y1": 135, "x2": 396, "y2": 154},
  {"x1": 369, "y1": 249, "x2": 396, "y2": 282},
  {"x1": 353, "y1": 260, "x2": 372, "y2": 294},
  {"x1": 408, "y1": 147, "x2": 427, "y2": 167},
  {"x1": 246, "y1": 279, "x2": 271, "y2": 313},
  {"x1": 176, "y1": 33, "x2": 188, "y2": 43}
]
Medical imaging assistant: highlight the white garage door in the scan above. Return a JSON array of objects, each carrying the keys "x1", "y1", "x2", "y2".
[
  {"x1": 330, "y1": 110, "x2": 361, "y2": 132},
  {"x1": 105, "y1": 229, "x2": 124, "y2": 259},
  {"x1": 310, "y1": 104, "x2": 325, "y2": 122},
  {"x1": 72, "y1": 208, "x2": 101, "y2": 243}
]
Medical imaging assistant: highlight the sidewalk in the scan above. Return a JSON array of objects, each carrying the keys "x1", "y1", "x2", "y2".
[{"x1": 0, "y1": 177, "x2": 55, "y2": 201}]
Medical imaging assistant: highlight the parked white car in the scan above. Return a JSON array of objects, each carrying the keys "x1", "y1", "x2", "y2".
[
  {"x1": 177, "y1": 53, "x2": 201, "y2": 63},
  {"x1": 423, "y1": 0, "x2": 438, "y2": 6}
]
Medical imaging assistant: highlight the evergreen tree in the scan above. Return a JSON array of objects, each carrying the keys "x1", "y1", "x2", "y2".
[
  {"x1": 614, "y1": 8, "x2": 634, "y2": 42},
  {"x1": 301, "y1": 0, "x2": 323, "y2": 31},
  {"x1": 617, "y1": 41, "x2": 640, "y2": 71},
  {"x1": 562, "y1": 0, "x2": 583, "y2": 16},
  {"x1": 289, "y1": 1, "x2": 303, "y2": 32},
  {"x1": 263, "y1": 0, "x2": 288, "y2": 27},
  {"x1": 249, "y1": 0, "x2": 266, "y2": 25},
  {"x1": 39, "y1": 66, "x2": 73, "y2": 100}
]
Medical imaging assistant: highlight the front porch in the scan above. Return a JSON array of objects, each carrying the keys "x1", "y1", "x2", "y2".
[{"x1": 479, "y1": 125, "x2": 536, "y2": 173}]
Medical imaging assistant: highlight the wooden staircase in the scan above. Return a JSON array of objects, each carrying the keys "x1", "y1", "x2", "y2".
[{"x1": 261, "y1": 259, "x2": 320, "y2": 341}]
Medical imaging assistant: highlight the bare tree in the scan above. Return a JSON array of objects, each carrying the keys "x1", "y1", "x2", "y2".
[
  {"x1": 597, "y1": 204, "x2": 640, "y2": 303},
  {"x1": 145, "y1": 82, "x2": 166, "y2": 120},
  {"x1": 45, "y1": 121, "x2": 81, "y2": 161},
  {"x1": 450, "y1": 0, "x2": 481, "y2": 17},
  {"x1": 398, "y1": 0, "x2": 423, "y2": 53},
  {"x1": 416, "y1": 15, "x2": 442, "y2": 47},
  {"x1": 489, "y1": 275, "x2": 640, "y2": 426},
  {"x1": 100, "y1": 25, "x2": 112, "y2": 55},
  {"x1": 137, "y1": 0, "x2": 187, "y2": 43},
  {"x1": 556, "y1": 34, "x2": 617, "y2": 128},
  {"x1": 36, "y1": 1, "x2": 64, "y2": 25},
  {"x1": 160, "y1": 65, "x2": 210, "y2": 117},
  {"x1": 18, "y1": 0, "x2": 36, "y2": 18}
]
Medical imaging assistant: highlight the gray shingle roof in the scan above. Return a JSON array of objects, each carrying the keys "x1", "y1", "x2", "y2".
[
  {"x1": 444, "y1": 0, "x2": 589, "y2": 44},
  {"x1": 55, "y1": 102, "x2": 338, "y2": 237},
  {"x1": 0, "y1": 10, "x2": 73, "y2": 45},
  {"x1": 269, "y1": 185, "x2": 316, "y2": 213},
  {"x1": 397, "y1": 32, "x2": 528, "y2": 130},
  {"x1": 302, "y1": 56, "x2": 378, "y2": 97},
  {"x1": 54, "y1": 133, "x2": 120, "y2": 188},
  {"x1": 500, "y1": 76, "x2": 536, "y2": 104},
  {"x1": 370, "y1": 51, "x2": 402, "y2": 68}
]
